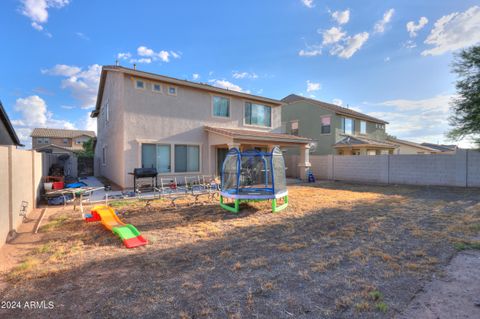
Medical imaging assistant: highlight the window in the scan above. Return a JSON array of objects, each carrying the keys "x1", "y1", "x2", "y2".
[
  {"x1": 105, "y1": 100, "x2": 109, "y2": 123},
  {"x1": 152, "y1": 83, "x2": 162, "y2": 93},
  {"x1": 63, "y1": 138, "x2": 68, "y2": 144},
  {"x1": 212, "y1": 96, "x2": 230, "y2": 117},
  {"x1": 360, "y1": 121, "x2": 366, "y2": 134},
  {"x1": 321, "y1": 116, "x2": 331, "y2": 134},
  {"x1": 135, "y1": 80, "x2": 145, "y2": 89},
  {"x1": 342, "y1": 117, "x2": 354, "y2": 135},
  {"x1": 174, "y1": 145, "x2": 200, "y2": 172},
  {"x1": 244, "y1": 102, "x2": 271, "y2": 127},
  {"x1": 37, "y1": 137, "x2": 50, "y2": 144},
  {"x1": 290, "y1": 120, "x2": 299, "y2": 136},
  {"x1": 76, "y1": 140, "x2": 82, "y2": 145},
  {"x1": 102, "y1": 146, "x2": 107, "y2": 165},
  {"x1": 168, "y1": 86, "x2": 177, "y2": 96},
  {"x1": 141, "y1": 144, "x2": 171, "y2": 173}
]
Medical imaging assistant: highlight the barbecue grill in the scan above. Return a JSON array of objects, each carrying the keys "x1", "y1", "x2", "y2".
[{"x1": 132, "y1": 168, "x2": 158, "y2": 192}]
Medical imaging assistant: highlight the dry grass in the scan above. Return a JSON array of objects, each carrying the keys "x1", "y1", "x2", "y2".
[{"x1": 1, "y1": 182, "x2": 479, "y2": 319}]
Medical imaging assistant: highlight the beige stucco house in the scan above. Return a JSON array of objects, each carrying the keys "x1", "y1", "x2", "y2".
[
  {"x1": 386, "y1": 138, "x2": 441, "y2": 154},
  {"x1": 91, "y1": 66, "x2": 310, "y2": 189},
  {"x1": 31, "y1": 128, "x2": 95, "y2": 154}
]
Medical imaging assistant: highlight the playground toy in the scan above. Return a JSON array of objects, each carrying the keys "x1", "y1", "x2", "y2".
[
  {"x1": 220, "y1": 147, "x2": 288, "y2": 213},
  {"x1": 85, "y1": 205, "x2": 147, "y2": 248}
]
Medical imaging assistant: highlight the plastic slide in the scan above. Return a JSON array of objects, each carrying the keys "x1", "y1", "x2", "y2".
[{"x1": 85, "y1": 205, "x2": 148, "y2": 248}]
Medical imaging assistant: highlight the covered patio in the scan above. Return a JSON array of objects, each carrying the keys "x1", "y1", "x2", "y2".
[
  {"x1": 334, "y1": 135, "x2": 397, "y2": 155},
  {"x1": 204, "y1": 126, "x2": 312, "y2": 180}
]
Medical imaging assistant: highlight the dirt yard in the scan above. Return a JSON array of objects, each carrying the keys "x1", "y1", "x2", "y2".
[{"x1": 1, "y1": 182, "x2": 479, "y2": 318}]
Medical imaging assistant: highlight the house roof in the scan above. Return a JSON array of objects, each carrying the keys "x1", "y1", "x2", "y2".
[
  {"x1": 31, "y1": 128, "x2": 96, "y2": 139},
  {"x1": 35, "y1": 144, "x2": 76, "y2": 153},
  {"x1": 282, "y1": 94, "x2": 388, "y2": 125},
  {"x1": 91, "y1": 65, "x2": 284, "y2": 117},
  {"x1": 0, "y1": 100, "x2": 23, "y2": 146},
  {"x1": 420, "y1": 143, "x2": 457, "y2": 152},
  {"x1": 334, "y1": 135, "x2": 397, "y2": 149},
  {"x1": 204, "y1": 126, "x2": 311, "y2": 144},
  {"x1": 387, "y1": 138, "x2": 440, "y2": 152}
]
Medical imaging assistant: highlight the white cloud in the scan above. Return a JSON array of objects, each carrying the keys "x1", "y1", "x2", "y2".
[
  {"x1": 330, "y1": 32, "x2": 369, "y2": 59},
  {"x1": 332, "y1": 98, "x2": 343, "y2": 106},
  {"x1": 209, "y1": 79, "x2": 247, "y2": 93},
  {"x1": 384, "y1": 56, "x2": 391, "y2": 62},
  {"x1": 321, "y1": 27, "x2": 346, "y2": 45},
  {"x1": 306, "y1": 80, "x2": 321, "y2": 92},
  {"x1": 298, "y1": 48, "x2": 322, "y2": 57},
  {"x1": 20, "y1": 0, "x2": 70, "y2": 33},
  {"x1": 368, "y1": 94, "x2": 460, "y2": 145},
  {"x1": 192, "y1": 73, "x2": 200, "y2": 80},
  {"x1": 135, "y1": 46, "x2": 180, "y2": 63},
  {"x1": 76, "y1": 32, "x2": 90, "y2": 40},
  {"x1": 42, "y1": 64, "x2": 101, "y2": 109},
  {"x1": 12, "y1": 95, "x2": 76, "y2": 147},
  {"x1": 403, "y1": 40, "x2": 417, "y2": 49},
  {"x1": 301, "y1": 0, "x2": 314, "y2": 8},
  {"x1": 422, "y1": 6, "x2": 480, "y2": 56},
  {"x1": 130, "y1": 58, "x2": 152, "y2": 64},
  {"x1": 117, "y1": 52, "x2": 132, "y2": 60},
  {"x1": 332, "y1": 9, "x2": 350, "y2": 25},
  {"x1": 232, "y1": 71, "x2": 258, "y2": 79},
  {"x1": 406, "y1": 17, "x2": 428, "y2": 37},
  {"x1": 374, "y1": 8, "x2": 395, "y2": 33}
]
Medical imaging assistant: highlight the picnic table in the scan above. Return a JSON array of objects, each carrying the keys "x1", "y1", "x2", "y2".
[{"x1": 44, "y1": 186, "x2": 104, "y2": 213}]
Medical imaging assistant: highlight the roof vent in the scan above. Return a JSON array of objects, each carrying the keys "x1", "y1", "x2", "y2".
[{"x1": 133, "y1": 63, "x2": 136, "y2": 70}]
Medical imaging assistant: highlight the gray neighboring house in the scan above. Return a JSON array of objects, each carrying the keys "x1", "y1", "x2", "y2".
[
  {"x1": 91, "y1": 66, "x2": 311, "y2": 189},
  {"x1": 281, "y1": 94, "x2": 395, "y2": 155},
  {"x1": 0, "y1": 100, "x2": 23, "y2": 147}
]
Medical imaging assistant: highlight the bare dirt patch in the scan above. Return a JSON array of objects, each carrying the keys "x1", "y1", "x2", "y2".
[{"x1": 0, "y1": 182, "x2": 479, "y2": 318}]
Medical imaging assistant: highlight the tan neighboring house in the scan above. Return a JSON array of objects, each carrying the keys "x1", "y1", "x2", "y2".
[
  {"x1": 91, "y1": 65, "x2": 311, "y2": 189},
  {"x1": 31, "y1": 128, "x2": 95, "y2": 154},
  {"x1": 420, "y1": 143, "x2": 457, "y2": 154},
  {"x1": 386, "y1": 138, "x2": 441, "y2": 154}
]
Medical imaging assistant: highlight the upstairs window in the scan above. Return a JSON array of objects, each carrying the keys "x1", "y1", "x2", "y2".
[
  {"x1": 360, "y1": 121, "x2": 367, "y2": 134},
  {"x1": 290, "y1": 120, "x2": 299, "y2": 135},
  {"x1": 37, "y1": 137, "x2": 50, "y2": 144},
  {"x1": 63, "y1": 138, "x2": 68, "y2": 144},
  {"x1": 245, "y1": 102, "x2": 271, "y2": 127},
  {"x1": 168, "y1": 86, "x2": 177, "y2": 96},
  {"x1": 152, "y1": 83, "x2": 162, "y2": 93},
  {"x1": 135, "y1": 80, "x2": 145, "y2": 89},
  {"x1": 342, "y1": 117, "x2": 354, "y2": 135},
  {"x1": 321, "y1": 116, "x2": 331, "y2": 134},
  {"x1": 212, "y1": 96, "x2": 230, "y2": 117}
]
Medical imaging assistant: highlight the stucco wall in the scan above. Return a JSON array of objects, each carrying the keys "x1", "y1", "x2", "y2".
[
  {"x1": 0, "y1": 146, "x2": 42, "y2": 248},
  {"x1": 118, "y1": 74, "x2": 282, "y2": 188},
  {"x1": 286, "y1": 150, "x2": 480, "y2": 188}
]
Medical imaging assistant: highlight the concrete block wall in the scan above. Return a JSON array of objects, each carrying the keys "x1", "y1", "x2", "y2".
[
  {"x1": 285, "y1": 149, "x2": 480, "y2": 188},
  {"x1": 467, "y1": 150, "x2": 480, "y2": 187},
  {"x1": 0, "y1": 146, "x2": 43, "y2": 248},
  {"x1": 334, "y1": 155, "x2": 389, "y2": 183}
]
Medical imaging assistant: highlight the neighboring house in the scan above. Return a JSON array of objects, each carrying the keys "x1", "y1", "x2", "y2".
[
  {"x1": 386, "y1": 138, "x2": 440, "y2": 154},
  {"x1": 420, "y1": 143, "x2": 458, "y2": 154},
  {"x1": 281, "y1": 94, "x2": 395, "y2": 155},
  {"x1": 0, "y1": 100, "x2": 23, "y2": 146},
  {"x1": 91, "y1": 65, "x2": 311, "y2": 189},
  {"x1": 31, "y1": 128, "x2": 95, "y2": 154}
]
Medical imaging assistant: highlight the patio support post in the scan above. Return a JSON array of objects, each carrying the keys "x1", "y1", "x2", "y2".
[
  {"x1": 298, "y1": 144, "x2": 311, "y2": 181},
  {"x1": 227, "y1": 143, "x2": 241, "y2": 150}
]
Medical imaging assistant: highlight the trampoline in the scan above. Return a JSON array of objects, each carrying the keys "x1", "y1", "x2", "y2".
[{"x1": 220, "y1": 146, "x2": 288, "y2": 213}]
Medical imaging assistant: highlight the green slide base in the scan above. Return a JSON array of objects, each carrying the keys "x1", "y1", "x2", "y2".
[
  {"x1": 272, "y1": 195, "x2": 288, "y2": 213},
  {"x1": 112, "y1": 224, "x2": 141, "y2": 240}
]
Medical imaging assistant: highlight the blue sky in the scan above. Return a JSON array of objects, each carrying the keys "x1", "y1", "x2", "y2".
[{"x1": 1, "y1": 0, "x2": 480, "y2": 147}]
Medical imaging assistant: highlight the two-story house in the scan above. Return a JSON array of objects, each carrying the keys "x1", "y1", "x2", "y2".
[
  {"x1": 0, "y1": 100, "x2": 23, "y2": 147},
  {"x1": 91, "y1": 66, "x2": 311, "y2": 189},
  {"x1": 281, "y1": 94, "x2": 398, "y2": 155},
  {"x1": 31, "y1": 128, "x2": 95, "y2": 153}
]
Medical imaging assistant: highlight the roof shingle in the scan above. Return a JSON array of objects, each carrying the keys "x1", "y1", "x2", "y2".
[{"x1": 31, "y1": 128, "x2": 96, "y2": 138}]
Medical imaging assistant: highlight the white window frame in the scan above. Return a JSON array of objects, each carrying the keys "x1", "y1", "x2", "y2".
[
  {"x1": 135, "y1": 79, "x2": 146, "y2": 90},
  {"x1": 167, "y1": 85, "x2": 178, "y2": 96},
  {"x1": 360, "y1": 120, "x2": 367, "y2": 134},
  {"x1": 320, "y1": 115, "x2": 332, "y2": 135},
  {"x1": 290, "y1": 120, "x2": 299, "y2": 136},
  {"x1": 211, "y1": 95, "x2": 231, "y2": 119},
  {"x1": 105, "y1": 99, "x2": 109, "y2": 124},
  {"x1": 152, "y1": 83, "x2": 162, "y2": 93},
  {"x1": 342, "y1": 117, "x2": 354, "y2": 135},
  {"x1": 243, "y1": 101, "x2": 273, "y2": 128}
]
